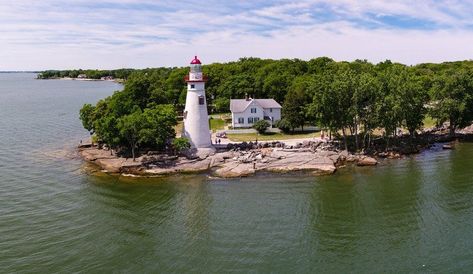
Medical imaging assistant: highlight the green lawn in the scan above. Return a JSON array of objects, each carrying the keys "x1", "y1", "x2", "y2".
[
  {"x1": 209, "y1": 113, "x2": 231, "y2": 119},
  {"x1": 218, "y1": 115, "x2": 437, "y2": 141},
  {"x1": 227, "y1": 131, "x2": 320, "y2": 142},
  {"x1": 210, "y1": 118, "x2": 226, "y2": 132}
]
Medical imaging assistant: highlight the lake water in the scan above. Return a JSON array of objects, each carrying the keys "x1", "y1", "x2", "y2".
[{"x1": 1, "y1": 73, "x2": 473, "y2": 273}]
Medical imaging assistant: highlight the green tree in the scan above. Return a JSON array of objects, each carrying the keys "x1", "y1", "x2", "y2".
[
  {"x1": 430, "y1": 70, "x2": 473, "y2": 136},
  {"x1": 307, "y1": 57, "x2": 334, "y2": 74},
  {"x1": 376, "y1": 65, "x2": 405, "y2": 146},
  {"x1": 283, "y1": 76, "x2": 311, "y2": 132},
  {"x1": 94, "y1": 114, "x2": 121, "y2": 153},
  {"x1": 352, "y1": 73, "x2": 380, "y2": 149},
  {"x1": 309, "y1": 68, "x2": 354, "y2": 150},
  {"x1": 399, "y1": 72, "x2": 430, "y2": 138},
  {"x1": 79, "y1": 104, "x2": 96, "y2": 132},
  {"x1": 213, "y1": 97, "x2": 230, "y2": 113},
  {"x1": 118, "y1": 109, "x2": 145, "y2": 161},
  {"x1": 139, "y1": 104, "x2": 177, "y2": 149}
]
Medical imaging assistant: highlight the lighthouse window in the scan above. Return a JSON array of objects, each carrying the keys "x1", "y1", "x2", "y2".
[
  {"x1": 190, "y1": 84, "x2": 195, "y2": 89},
  {"x1": 198, "y1": 95, "x2": 205, "y2": 105}
]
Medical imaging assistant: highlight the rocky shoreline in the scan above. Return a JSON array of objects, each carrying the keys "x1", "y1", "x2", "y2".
[
  {"x1": 79, "y1": 123, "x2": 473, "y2": 178},
  {"x1": 79, "y1": 126, "x2": 473, "y2": 178},
  {"x1": 79, "y1": 140, "x2": 379, "y2": 178}
]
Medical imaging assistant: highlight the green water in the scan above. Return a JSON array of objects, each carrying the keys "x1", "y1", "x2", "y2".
[{"x1": 1, "y1": 73, "x2": 473, "y2": 273}]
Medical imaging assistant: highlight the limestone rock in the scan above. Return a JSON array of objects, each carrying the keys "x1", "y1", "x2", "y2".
[
  {"x1": 312, "y1": 164, "x2": 336, "y2": 175},
  {"x1": 357, "y1": 156, "x2": 378, "y2": 166},
  {"x1": 214, "y1": 162, "x2": 255, "y2": 178}
]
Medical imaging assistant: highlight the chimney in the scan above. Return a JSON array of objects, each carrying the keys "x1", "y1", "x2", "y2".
[{"x1": 245, "y1": 93, "x2": 249, "y2": 101}]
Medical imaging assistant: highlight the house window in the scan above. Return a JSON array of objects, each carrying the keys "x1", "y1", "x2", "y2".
[
  {"x1": 238, "y1": 117, "x2": 244, "y2": 124},
  {"x1": 269, "y1": 108, "x2": 273, "y2": 113},
  {"x1": 190, "y1": 84, "x2": 195, "y2": 89},
  {"x1": 251, "y1": 108, "x2": 257, "y2": 113},
  {"x1": 254, "y1": 117, "x2": 259, "y2": 122},
  {"x1": 248, "y1": 117, "x2": 254, "y2": 124},
  {"x1": 198, "y1": 95, "x2": 205, "y2": 105}
]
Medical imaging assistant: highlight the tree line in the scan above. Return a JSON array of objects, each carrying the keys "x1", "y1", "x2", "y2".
[
  {"x1": 38, "y1": 68, "x2": 135, "y2": 80},
  {"x1": 76, "y1": 57, "x2": 473, "y2": 156}
]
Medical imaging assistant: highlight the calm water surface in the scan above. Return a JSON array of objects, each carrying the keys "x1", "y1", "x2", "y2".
[{"x1": 1, "y1": 73, "x2": 473, "y2": 273}]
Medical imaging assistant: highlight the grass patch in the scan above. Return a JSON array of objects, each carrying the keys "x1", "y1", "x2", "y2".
[
  {"x1": 227, "y1": 131, "x2": 320, "y2": 142},
  {"x1": 210, "y1": 118, "x2": 226, "y2": 132},
  {"x1": 210, "y1": 113, "x2": 231, "y2": 119}
]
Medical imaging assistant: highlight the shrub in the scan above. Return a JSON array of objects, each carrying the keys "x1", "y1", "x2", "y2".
[
  {"x1": 253, "y1": 120, "x2": 271, "y2": 134},
  {"x1": 172, "y1": 137, "x2": 191, "y2": 154},
  {"x1": 274, "y1": 119, "x2": 291, "y2": 133}
]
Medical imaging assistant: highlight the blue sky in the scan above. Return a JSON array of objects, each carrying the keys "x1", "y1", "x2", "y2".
[{"x1": 1, "y1": 0, "x2": 473, "y2": 70}]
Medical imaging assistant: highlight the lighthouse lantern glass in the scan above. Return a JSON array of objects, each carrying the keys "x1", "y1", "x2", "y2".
[{"x1": 190, "y1": 64, "x2": 202, "y2": 73}]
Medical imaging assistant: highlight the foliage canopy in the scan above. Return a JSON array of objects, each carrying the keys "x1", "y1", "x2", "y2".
[{"x1": 73, "y1": 57, "x2": 473, "y2": 153}]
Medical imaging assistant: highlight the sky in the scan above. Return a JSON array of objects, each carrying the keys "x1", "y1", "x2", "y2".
[{"x1": 1, "y1": 0, "x2": 473, "y2": 70}]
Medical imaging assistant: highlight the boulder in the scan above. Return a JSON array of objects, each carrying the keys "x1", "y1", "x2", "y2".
[
  {"x1": 357, "y1": 156, "x2": 378, "y2": 166},
  {"x1": 214, "y1": 162, "x2": 255, "y2": 178}
]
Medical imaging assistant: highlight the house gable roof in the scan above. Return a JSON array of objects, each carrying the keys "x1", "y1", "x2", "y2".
[{"x1": 230, "y1": 99, "x2": 281, "y2": 113}]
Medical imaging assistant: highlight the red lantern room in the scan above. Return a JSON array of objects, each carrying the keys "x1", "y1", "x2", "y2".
[
  {"x1": 190, "y1": 55, "x2": 202, "y2": 74},
  {"x1": 186, "y1": 55, "x2": 207, "y2": 82},
  {"x1": 190, "y1": 56, "x2": 201, "y2": 64}
]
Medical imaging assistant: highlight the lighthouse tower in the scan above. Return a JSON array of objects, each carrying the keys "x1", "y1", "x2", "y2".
[{"x1": 183, "y1": 56, "x2": 212, "y2": 148}]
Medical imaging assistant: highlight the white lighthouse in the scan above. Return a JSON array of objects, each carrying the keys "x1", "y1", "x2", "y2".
[{"x1": 183, "y1": 56, "x2": 212, "y2": 149}]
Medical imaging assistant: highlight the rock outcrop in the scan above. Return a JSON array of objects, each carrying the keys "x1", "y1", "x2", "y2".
[
  {"x1": 79, "y1": 140, "x2": 379, "y2": 178},
  {"x1": 356, "y1": 156, "x2": 378, "y2": 166}
]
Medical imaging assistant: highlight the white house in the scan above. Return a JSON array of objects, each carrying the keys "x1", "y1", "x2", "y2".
[{"x1": 230, "y1": 97, "x2": 282, "y2": 128}]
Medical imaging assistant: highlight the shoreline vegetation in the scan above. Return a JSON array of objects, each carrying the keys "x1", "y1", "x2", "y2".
[
  {"x1": 37, "y1": 76, "x2": 125, "y2": 84},
  {"x1": 36, "y1": 68, "x2": 134, "y2": 82},
  {"x1": 79, "y1": 125, "x2": 473, "y2": 178},
  {"x1": 37, "y1": 57, "x2": 473, "y2": 177}
]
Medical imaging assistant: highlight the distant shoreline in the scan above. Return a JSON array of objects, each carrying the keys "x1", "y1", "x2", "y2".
[
  {"x1": 0, "y1": 71, "x2": 40, "y2": 73},
  {"x1": 38, "y1": 77, "x2": 125, "y2": 84}
]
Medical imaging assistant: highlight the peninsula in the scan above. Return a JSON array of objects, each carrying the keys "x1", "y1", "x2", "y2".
[{"x1": 60, "y1": 56, "x2": 473, "y2": 177}]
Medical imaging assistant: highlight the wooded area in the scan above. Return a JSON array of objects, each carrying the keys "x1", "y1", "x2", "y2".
[{"x1": 72, "y1": 57, "x2": 473, "y2": 156}]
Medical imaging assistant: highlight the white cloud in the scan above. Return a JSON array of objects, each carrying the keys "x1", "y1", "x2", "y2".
[{"x1": 0, "y1": 0, "x2": 472, "y2": 70}]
